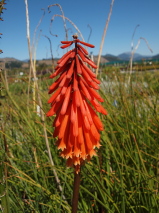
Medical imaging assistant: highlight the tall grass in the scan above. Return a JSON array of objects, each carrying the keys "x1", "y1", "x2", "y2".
[{"x1": 1, "y1": 69, "x2": 159, "y2": 212}]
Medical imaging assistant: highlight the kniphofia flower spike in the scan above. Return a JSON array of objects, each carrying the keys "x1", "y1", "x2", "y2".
[{"x1": 47, "y1": 35, "x2": 107, "y2": 173}]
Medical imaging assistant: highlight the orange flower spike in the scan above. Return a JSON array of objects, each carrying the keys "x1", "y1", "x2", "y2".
[{"x1": 47, "y1": 35, "x2": 107, "y2": 172}]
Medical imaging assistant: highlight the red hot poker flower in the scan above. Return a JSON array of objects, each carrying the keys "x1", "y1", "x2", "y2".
[{"x1": 47, "y1": 35, "x2": 107, "y2": 173}]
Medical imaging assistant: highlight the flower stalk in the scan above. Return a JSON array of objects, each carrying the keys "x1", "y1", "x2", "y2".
[
  {"x1": 47, "y1": 34, "x2": 107, "y2": 211},
  {"x1": 72, "y1": 169, "x2": 81, "y2": 213}
]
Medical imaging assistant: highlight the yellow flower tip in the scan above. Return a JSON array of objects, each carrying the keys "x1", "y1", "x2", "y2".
[
  {"x1": 80, "y1": 154, "x2": 87, "y2": 160},
  {"x1": 94, "y1": 142, "x2": 101, "y2": 149},
  {"x1": 89, "y1": 149, "x2": 97, "y2": 158},
  {"x1": 75, "y1": 165, "x2": 81, "y2": 174},
  {"x1": 65, "y1": 153, "x2": 73, "y2": 159},
  {"x1": 73, "y1": 150, "x2": 82, "y2": 158},
  {"x1": 58, "y1": 145, "x2": 66, "y2": 151},
  {"x1": 72, "y1": 156, "x2": 81, "y2": 166}
]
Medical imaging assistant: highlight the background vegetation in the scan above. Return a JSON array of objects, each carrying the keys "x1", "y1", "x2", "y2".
[{"x1": 1, "y1": 67, "x2": 159, "y2": 212}]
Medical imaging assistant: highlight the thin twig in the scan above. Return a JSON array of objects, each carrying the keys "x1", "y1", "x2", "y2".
[
  {"x1": 42, "y1": 33, "x2": 55, "y2": 69},
  {"x1": 87, "y1": 24, "x2": 92, "y2": 44},
  {"x1": 49, "y1": 14, "x2": 84, "y2": 41},
  {"x1": 48, "y1": 4, "x2": 68, "y2": 41}
]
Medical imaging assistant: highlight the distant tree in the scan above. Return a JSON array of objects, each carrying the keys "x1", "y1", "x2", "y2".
[
  {"x1": 5, "y1": 61, "x2": 23, "y2": 69},
  {"x1": 37, "y1": 63, "x2": 47, "y2": 70}
]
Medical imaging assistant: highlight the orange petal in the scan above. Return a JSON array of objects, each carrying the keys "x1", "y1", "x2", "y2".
[
  {"x1": 73, "y1": 137, "x2": 81, "y2": 157},
  {"x1": 77, "y1": 108, "x2": 85, "y2": 145},
  {"x1": 83, "y1": 130, "x2": 93, "y2": 155},
  {"x1": 77, "y1": 49, "x2": 87, "y2": 62},
  {"x1": 61, "y1": 147, "x2": 73, "y2": 159},
  {"x1": 59, "y1": 74, "x2": 67, "y2": 88},
  {"x1": 46, "y1": 98, "x2": 63, "y2": 117},
  {"x1": 48, "y1": 87, "x2": 62, "y2": 104},
  {"x1": 77, "y1": 44, "x2": 89, "y2": 55},
  {"x1": 75, "y1": 55, "x2": 82, "y2": 74},
  {"x1": 71, "y1": 94, "x2": 76, "y2": 123},
  {"x1": 57, "y1": 49, "x2": 73, "y2": 64},
  {"x1": 83, "y1": 99, "x2": 93, "y2": 125},
  {"x1": 49, "y1": 63, "x2": 69, "y2": 78},
  {"x1": 73, "y1": 106, "x2": 78, "y2": 137},
  {"x1": 74, "y1": 90, "x2": 80, "y2": 107},
  {"x1": 58, "y1": 103, "x2": 71, "y2": 139},
  {"x1": 60, "y1": 85, "x2": 72, "y2": 115},
  {"x1": 79, "y1": 139, "x2": 87, "y2": 160},
  {"x1": 66, "y1": 59, "x2": 75, "y2": 78},
  {"x1": 77, "y1": 90, "x2": 86, "y2": 116},
  {"x1": 87, "y1": 104, "x2": 104, "y2": 131},
  {"x1": 73, "y1": 71, "x2": 78, "y2": 91},
  {"x1": 79, "y1": 78, "x2": 92, "y2": 101},
  {"x1": 90, "y1": 123, "x2": 100, "y2": 141},
  {"x1": 87, "y1": 87, "x2": 104, "y2": 102},
  {"x1": 61, "y1": 78, "x2": 71, "y2": 95},
  {"x1": 61, "y1": 41, "x2": 73, "y2": 44},
  {"x1": 91, "y1": 99, "x2": 107, "y2": 115},
  {"x1": 49, "y1": 72, "x2": 65, "y2": 92},
  {"x1": 85, "y1": 58, "x2": 97, "y2": 69},
  {"x1": 53, "y1": 125, "x2": 60, "y2": 138},
  {"x1": 80, "y1": 60, "x2": 96, "y2": 78},
  {"x1": 57, "y1": 138, "x2": 66, "y2": 151}
]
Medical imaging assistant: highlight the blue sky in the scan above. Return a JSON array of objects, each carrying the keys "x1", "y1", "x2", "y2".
[{"x1": 0, "y1": 0, "x2": 159, "y2": 60}]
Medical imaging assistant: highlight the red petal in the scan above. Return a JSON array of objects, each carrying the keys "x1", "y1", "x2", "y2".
[
  {"x1": 79, "y1": 40, "x2": 95, "y2": 48},
  {"x1": 61, "y1": 41, "x2": 72, "y2": 44},
  {"x1": 61, "y1": 41, "x2": 73, "y2": 49}
]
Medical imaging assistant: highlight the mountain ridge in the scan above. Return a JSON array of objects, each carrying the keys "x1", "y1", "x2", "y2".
[{"x1": 0, "y1": 52, "x2": 158, "y2": 63}]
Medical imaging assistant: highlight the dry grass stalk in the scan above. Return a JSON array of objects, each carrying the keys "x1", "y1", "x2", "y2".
[
  {"x1": 128, "y1": 36, "x2": 153, "y2": 84},
  {"x1": 96, "y1": 0, "x2": 115, "y2": 76},
  {"x1": 24, "y1": 0, "x2": 66, "y2": 201}
]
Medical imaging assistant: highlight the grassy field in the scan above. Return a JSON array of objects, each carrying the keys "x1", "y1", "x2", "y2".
[{"x1": 1, "y1": 69, "x2": 159, "y2": 212}]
